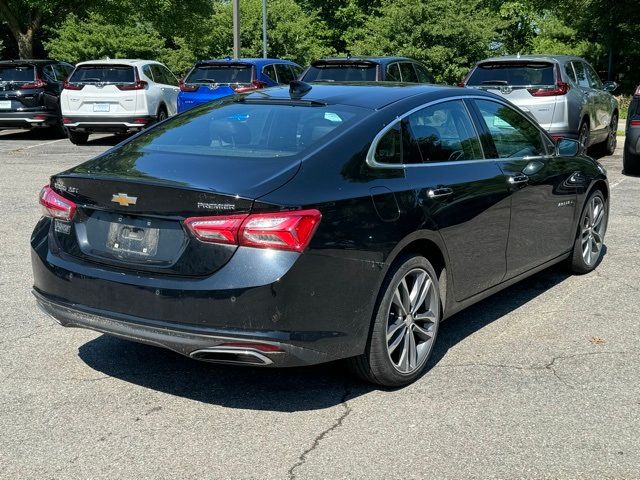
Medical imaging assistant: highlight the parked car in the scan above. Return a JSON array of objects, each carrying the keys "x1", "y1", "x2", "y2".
[
  {"x1": 623, "y1": 85, "x2": 640, "y2": 174},
  {"x1": 300, "y1": 56, "x2": 434, "y2": 83},
  {"x1": 32, "y1": 83, "x2": 609, "y2": 387},
  {"x1": 0, "y1": 59, "x2": 74, "y2": 134},
  {"x1": 461, "y1": 55, "x2": 619, "y2": 155},
  {"x1": 177, "y1": 58, "x2": 302, "y2": 113},
  {"x1": 61, "y1": 59, "x2": 179, "y2": 145}
]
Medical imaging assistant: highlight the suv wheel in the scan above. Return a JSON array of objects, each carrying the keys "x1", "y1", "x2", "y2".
[
  {"x1": 578, "y1": 121, "x2": 590, "y2": 154},
  {"x1": 349, "y1": 254, "x2": 441, "y2": 387},
  {"x1": 67, "y1": 130, "x2": 89, "y2": 145}
]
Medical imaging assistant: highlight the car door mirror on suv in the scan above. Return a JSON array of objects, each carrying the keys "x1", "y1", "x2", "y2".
[
  {"x1": 556, "y1": 138, "x2": 581, "y2": 157},
  {"x1": 603, "y1": 81, "x2": 618, "y2": 92}
]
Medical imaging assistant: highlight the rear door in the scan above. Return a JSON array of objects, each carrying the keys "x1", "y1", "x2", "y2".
[
  {"x1": 373, "y1": 99, "x2": 511, "y2": 301},
  {"x1": 65, "y1": 64, "x2": 139, "y2": 115},
  {"x1": 571, "y1": 61, "x2": 599, "y2": 133},
  {"x1": 584, "y1": 62, "x2": 612, "y2": 137},
  {"x1": 470, "y1": 98, "x2": 578, "y2": 278}
]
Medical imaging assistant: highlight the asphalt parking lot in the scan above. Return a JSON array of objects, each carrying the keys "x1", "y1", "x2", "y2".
[{"x1": 1, "y1": 129, "x2": 639, "y2": 479}]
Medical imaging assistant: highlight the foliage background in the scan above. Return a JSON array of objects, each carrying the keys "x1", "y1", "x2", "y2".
[{"x1": 1, "y1": 0, "x2": 639, "y2": 92}]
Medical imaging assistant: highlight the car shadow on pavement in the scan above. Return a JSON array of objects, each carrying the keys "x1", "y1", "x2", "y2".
[
  {"x1": 78, "y1": 260, "x2": 588, "y2": 410},
  {"x1": 0, "y1": 129, "x2": 64, "y2": 141},
  {"x1": 85, "y1": 134, "x2": 131, "y2": 147}
]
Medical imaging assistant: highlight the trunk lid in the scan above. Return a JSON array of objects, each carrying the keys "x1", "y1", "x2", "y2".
[{"x1": 0, "y1": 65, "x2": 40, "y2": 110}]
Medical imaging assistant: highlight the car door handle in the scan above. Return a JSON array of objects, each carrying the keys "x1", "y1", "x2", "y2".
[
  {"x1": 508, "y1": 174, "x2": 529, "y2": 185},
  {"x1": 427, "y1": 187, "x2": 453, "y2": 199}
]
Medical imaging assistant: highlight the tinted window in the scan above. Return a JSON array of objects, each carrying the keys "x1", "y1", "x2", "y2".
[
  {"x1": 403, "y1": 100, "x2": 482, "y2": 163},
  {"x1": 53, "y1": 64, "x2": 71, "y2": 81},
  {"x1": 186, "y1": 65, "x2": 253, "y2": 84},
  {"x1": 292, "y1": 65, "x2": 304, "y2": 79},
  {"x1": 399, "y1": 63, "x2": 419, "y2": 83},
  {"x1": 414, "y1": 64, "x2": 432, "y2": 83},
  {"x1": 572, "y1": 62, "x2": 589, "y2": 88},
  {"x1": 161, "y1": 66, "x2": 178, "y2": 86},
  {"x1": 42, "y1": 65, "x2": 56, "y2": 81},
  {"x1": 475, "y1": 99, "x2": 546, "y2": 158},
  {"x1": 123, "y1": 99, "x2": 366, "y2": 159},
  {"x1": 302, "y1": 64, "x2": 377, "y2": 82},
  {"x1": 142, "y1": 65, "x2": 153, "y2": 81},
  {"x1": 70, "y1": 65, "x2": 135, "y2": 83},
  {"x1": 375, "y1": 123, "x2": 403, "y2": 164},
  {"x1": 275, "y1": 64, "x2": 295, "y2": 84},
  {"x1": 262, "y1": 64, "x2": 276, "y2": 82},
  {"x1": 564, "y1": 62, "x2": 576, "y2": 83},
  {"x1": 584, "y1": 63, "x2": 603, "y2": 89},
  {"x1": 385, "y1": 63, "x2": 401, "y2": 82},
  {"x1": 150, "y1": 65, "x2": 165, "y2": 84},
  {"x1": 0, "y1": 66, "x2": 34, "y2": 82},
  {"x1": 467, "y1": 62, "x2": 555, "y2": 86}
]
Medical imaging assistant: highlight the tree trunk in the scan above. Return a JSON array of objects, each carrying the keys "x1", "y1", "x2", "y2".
[{"x1": 17, "y1": 30, "x2": 34, "y2": 59}]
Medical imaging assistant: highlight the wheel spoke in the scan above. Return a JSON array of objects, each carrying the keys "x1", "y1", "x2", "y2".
[
  {"x1": 392, "y1": 289, "x2": 408, "y2": 316},
  {"x1": 388, "y1": 325, "x2": 406, "y2": 354},
  {"x1": 409, "y1": 272, "x2": 426, "y2": 311},
  {"x1": 414, "y1": 310, "x2": 436, "y2": 322},
  {"x1": 411, "y1": 277, "x2": 431, "y2": 315},
  {"x1": 398, "y1": 331, "x2": 411, "y2": 371},
  {"x1": 412, "y1": 322, "x2": 433, "y2": 340},
  {"x1": 387, "y1": 319, "x2": 405, "y2": 341},
  {"x1": 408, "y1": 331, "x2": 417, "y2": 370},
  {"x1": 399, "y1": 278, "x2": 411, "y2": 314},
  {"x1": 593, "y1": 204, "x2": 604, "y2": 228}
]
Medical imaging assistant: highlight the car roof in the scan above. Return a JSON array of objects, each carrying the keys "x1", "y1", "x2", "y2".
[
  {"x1": 477, "y1": 54, "x2": 586, "y2": 64},
  {"x1": 196, "y1": 58, "x2": 299, "y2": 67},
  {"x1": 243, "y1": 83, "x2": 494, "y2": 110},
  {"x1": 75, "y1": 59, "x2": 162, "y2": 67},
  {"x1": 311, "y1": 56, "x2": 416, "y2": 66},
  {"x1": 0, "y1": 59, "x2": 59, "y2": 66}
]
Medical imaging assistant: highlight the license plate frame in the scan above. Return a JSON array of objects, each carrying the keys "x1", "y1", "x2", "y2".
[
  {"x1": 106, "y1": 222, "x2": 159, "y2": 257},
  {"x1": 0, "y1": 100, "x2": 11, "y2": 110},
  {"x1": 93, "y1": 103, "x2": 110, "y2": 113}
]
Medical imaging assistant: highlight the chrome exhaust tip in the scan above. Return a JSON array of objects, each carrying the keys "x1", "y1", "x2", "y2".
[{"x1": 189, "y1": 347, "x2": 273, "y2": 366}]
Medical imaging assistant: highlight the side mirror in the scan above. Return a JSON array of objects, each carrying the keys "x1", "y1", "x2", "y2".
[
  {"x1": 556, "y1": 138, "x2": 581, "y2": 157},
  {"x1": 603, "y1": 81, "x2": 618, "y2": 92}
]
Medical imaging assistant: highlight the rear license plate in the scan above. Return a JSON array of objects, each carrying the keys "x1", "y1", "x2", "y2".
[
  {"x1": 0, "y1": 100, "x2": 11, "y2": 109},
  {"x1": 106, "y1": 222, "x2": 159, "y2": 256},
  {"x1": 93, "y1": 103, "x2": 110, "y2": 112}
]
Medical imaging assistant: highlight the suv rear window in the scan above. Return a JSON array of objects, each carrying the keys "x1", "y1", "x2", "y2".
[
  {"x1": 124, "y1": 98, "x2": 368, "y2": 159},
  {"x1": 186, "y1": 65, "x2": 253, "y2": 84},
  {"x1": 467, "y1": 62, "x2": 555, "y2": 86},
  {"x1": 70, "y1": 65, "x2": 135, "y2": 83},
  {"x1": 0, "y1": 66, "x2": 35, "y2": 82},
  {"x1": 303, "y1": 63, "x2": 377, "y2": 82}
]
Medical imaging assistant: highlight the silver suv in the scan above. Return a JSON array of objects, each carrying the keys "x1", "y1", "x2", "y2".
[{"x1": 462, "y1": 55, "x2": 619, "y2": 155}]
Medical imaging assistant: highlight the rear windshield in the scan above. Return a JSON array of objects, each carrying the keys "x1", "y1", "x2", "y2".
[
  {"x1": 467, "y1": 62, "x2": 555, "y2": 87},
  {"x1": 0, "y1": 66, "x2": 35, "y2": 82},
  {"x1": 69, "y1": 65, "x2": 135, "y2": 83},
  {"x1": 303, "y1": 64, "x2": 377, "y2": 82},
  {"x1": 121, "y1": 98, "x2": 368, "y2": 159},
  {"x1": 186, "y1": 65, "x2": 253, "y2": 84}
]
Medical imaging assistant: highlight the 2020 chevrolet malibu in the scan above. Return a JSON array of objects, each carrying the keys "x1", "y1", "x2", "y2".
[{"x1": 32, "y1": 82, "x2": 609, "y2": 387}]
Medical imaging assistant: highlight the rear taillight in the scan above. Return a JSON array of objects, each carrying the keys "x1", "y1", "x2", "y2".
[
  {"x1": 21, "y1": 78, "x2": 47, "y2": 90},
  {"x1": 634, "y1": 85, "x2": 640, "y2": 96},
  {"x1": 117, "y1": 81, "x2": 148, "y2": 91},
  {"x1": 39, "y1": 185, "x2": 76, "y2": 221},
  {"x1": 184, "y1": 209, "x2": 322, "y2": 252},
  {"x1": 631, "y1": 120, "x2": 640, "y2": 127},
  {"x1": 179, "y1": 81, "x2": 199, "y2": 92},
  {"x1": 233, "y1": 80, "x2": 267, "y2": 93},
  {"x1": 528, "y1": 63, "x2": 569, "y2": 97},
  {"x1": 63, "y1": 80, "x2": 84, "y2": 90}
]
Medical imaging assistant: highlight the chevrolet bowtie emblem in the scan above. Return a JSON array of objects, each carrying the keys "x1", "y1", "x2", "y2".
[{"x1": 111, "y1": 193, "x2": 137, "y2": 206}]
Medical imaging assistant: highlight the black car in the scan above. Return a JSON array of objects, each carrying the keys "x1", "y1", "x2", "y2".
[
  {"x1": 623, "y1": 85, "x2": 640, "y2": 175},
  {"x1": 300, "y1": 56, "x2": 434, "y2": 83},
  {"x1": 31, "y1": 82, "x2": 608, "y2": 387},
  {"x1": 0, "y1": 59, "x2": 74, "y2": 133}
]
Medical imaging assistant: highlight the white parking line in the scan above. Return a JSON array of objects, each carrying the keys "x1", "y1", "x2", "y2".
[
  {"x1": 610, "y1": 179, "x2": 625, "y2": 189},
  {"x1": 12, "y1": 138, "x2": 66, "y2": 153}
]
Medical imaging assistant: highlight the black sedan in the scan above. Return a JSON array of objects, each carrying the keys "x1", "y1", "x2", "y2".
[
  {"x1": 31, "y1": 82, "x2": 609, "y2": 387},
  {"x1": 624, "y1": 85, "x2": 640, "y2": 175}
]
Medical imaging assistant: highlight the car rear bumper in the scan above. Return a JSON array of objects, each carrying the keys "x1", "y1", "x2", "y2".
[
  {"x1": 0, "y1": 110, "x2": 58, "y2": 128},
  {"x1": 63, "y1": 115, "x2": 154, "y2": 132},
  {"x1": 624, "y1": 123, "x2": 640, "y2": 159}
]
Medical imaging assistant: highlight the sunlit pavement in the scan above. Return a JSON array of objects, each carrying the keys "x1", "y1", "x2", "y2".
[{"x1": 1, "y1": 129, "x2": 638, "y2": 479}]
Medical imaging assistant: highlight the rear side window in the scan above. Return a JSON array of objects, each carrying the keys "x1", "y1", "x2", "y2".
[
  {"x1": 70, "y1": 65, "x2": 135, "y2": 83},
  {"x1": 414, "y1": 64, "x2": 432, "y2": 83},
  {"x1": 303, "y1": 64, "x2": 377, "y2": 82},
  {"x1": 262, "y1": 64, "x2": 276, "y2": 82},
  {"x1": 584, "y1": 63, "x2": 603, "y2": 89},
  {"x1": 467, "y1": 62, "x2": 555, "y2": 86},
  {"x1": 186, "y1": 65, "x2": 253, "y2": 84},
  {"x1": 399, "y1": 63, "x2": 419, "y2": 83},
  {"x1": 0, "y1": 66, "x2": 34, "y2": 82},
  {"x1": 275, "y1": 64, "x2": 296, "y2": 84},
  {"x1": 53, "y1": 64, "x2": 71, "y2": 81},
  {"x1": 572, "y1": 62, "x2": 589, "y2": 88},
  {"x1": 123, "y1": 99, "x2": 367, "y2": 159},
  {"x1": 474, "y1": 99, "x2": 546, "y2": 158},
  {"x1": 564, "y1": 62, "x2": 577, "y2": 83},
  {"x1": 385, "y1": 63, "x2": 401, "y2": 82}
]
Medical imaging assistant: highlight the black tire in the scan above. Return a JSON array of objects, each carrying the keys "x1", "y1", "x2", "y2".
[
  {"x1": 568, "y1": 189, "x2": 608, "y2": 274},
  {"x1": 156, "y1": 107, "x2": 167, "y2": 124},
  {"x1": 348, "y1": 254, "x2": 441, "y2": 387},
  {"x1": 594, "y1": 112, "x2": 618, "y2": 157},
  {"x1": 67, "y1": 130, "x2": 89, "y2": 145},
  {"x1": 578, "y1": 120, "x2": 590, "y2": 155},
  {"x1": 623, "y1": 139, "x2": 640, "y2": 175}
]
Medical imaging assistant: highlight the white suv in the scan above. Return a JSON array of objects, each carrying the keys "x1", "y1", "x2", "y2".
[{"x1": 61, "y1": 59, "x2": 179, "y2": 145}]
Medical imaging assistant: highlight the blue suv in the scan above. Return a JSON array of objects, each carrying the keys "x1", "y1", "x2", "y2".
[{"x1": 177, "y1": 58, "x2": 302, "y2": 113}]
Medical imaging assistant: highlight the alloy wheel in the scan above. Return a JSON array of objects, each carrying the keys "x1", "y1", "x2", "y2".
[
  {"x1": 581, "y1": 195, "x2": 607, "y2": 266},
  {"x1": 606, "y1": 114, "x2": 618, "y2": 153},
  {"x1": 386, "y1": 268, "x2": 438, "y2": 374},
  {"x1": 578, "y1": 123, "x2": 589, "y2": 153}
]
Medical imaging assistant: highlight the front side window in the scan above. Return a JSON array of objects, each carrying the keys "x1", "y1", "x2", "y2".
[
  {"x1": 275, "y1": 64, "x2": 295, "y2": 84},
  {"x1": 403, "y1": 100, "x2": 483, "y2": 163},
  {"x1": 385, "y1": 63, "x2": 401, "y2": 82},
  {"x1": 399, "y1": 63, "x2": 419, "y2": 83},
  {"x1": 474, "y1": 99, "x2": 546, "y2": 158}
]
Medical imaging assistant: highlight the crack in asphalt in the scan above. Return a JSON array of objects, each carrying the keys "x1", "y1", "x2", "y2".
[
  {"x1": 436, "y1": 350, "x2": 638, "y2": 389},
  {"x1": 288, "y1": 385, "x2": 353, "y2": 480}
]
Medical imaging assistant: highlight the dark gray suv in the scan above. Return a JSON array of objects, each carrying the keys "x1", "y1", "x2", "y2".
[{"x1": 462, "y1": 55, "x2": 619, "y2": 155}]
